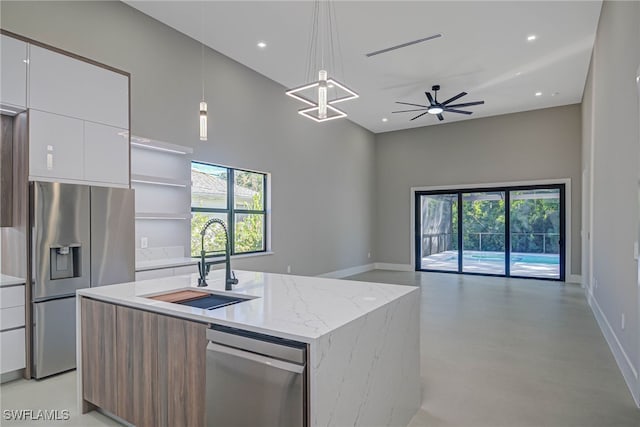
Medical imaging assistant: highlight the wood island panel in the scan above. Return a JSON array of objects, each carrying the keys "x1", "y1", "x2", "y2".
[
  {"x1": 81, "y1": 298, "x2": 117, "y2": 414},
  {"x1": 116, "y1": 305, "x2": 159, "y2": 427},
  {"x1": 158, "y1": 315, "x2": 208, "y2": 427}
]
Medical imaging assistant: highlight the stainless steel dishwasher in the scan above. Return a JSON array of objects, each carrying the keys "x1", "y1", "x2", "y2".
[{"x1": 206, "y1": 325, "x2": 307, "y2": 427}]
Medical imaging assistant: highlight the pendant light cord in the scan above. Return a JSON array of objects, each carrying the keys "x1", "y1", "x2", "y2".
[
  {"x1": 305, "y1": 0, "x2": 320, "y2": 82},
  {"x1": 200, "y1": 1, "x2": 205, "y2": 102},
  {"x1": 303, "y1": 0, "x2": 346, "y2": 85}
]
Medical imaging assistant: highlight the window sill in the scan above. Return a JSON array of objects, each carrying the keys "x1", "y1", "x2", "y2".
[
  {"x1": 194, "y1": 251, "x2": 275, "y2": 264},
  {"x1": 232, "y1": 251, "x2": 275, "y2": 260}
]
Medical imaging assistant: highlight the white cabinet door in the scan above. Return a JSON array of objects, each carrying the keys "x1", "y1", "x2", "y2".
[
  {"x1": 84, "y1": 121, "x2": 129, "y2": 185},
  {"x1": 0, "y1": 306, "x2": 25, "y2": 330},
  {"x1": 29, "y1": 45, "x2": 128, "y2": 128},
  {"x1": 29, "y1": 110, "x2": 84, "y2": 181},
  {"x1": 0, "y1": 285, "x2": 25, "y2": 309},
  {"x1": 0, "y1": 35, "x2": 28, "y2": 109},
  {"x1": 0, "y1": 328, "x2": 25, "y2": 374}
]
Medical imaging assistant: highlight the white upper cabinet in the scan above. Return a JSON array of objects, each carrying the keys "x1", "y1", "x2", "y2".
[
  {"x1": 0, "y1": 35, "x2": 28, "y2": 109},
  {"x1": 29, "y1": 109, "x2": 84, "y2": 181},
  {"x1": 29, "y1": 45, "x2": 128, "y2": 129},
  {"x1": 84, "y1": 122, "x2": 129, "y2": 186},
  {"x1": 23, "y1": 41, "x2": 130, "y2": 187}
]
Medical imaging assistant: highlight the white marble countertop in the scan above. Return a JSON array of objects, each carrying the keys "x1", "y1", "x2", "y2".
[
  {"x1": 0, "y1": 274, "x2": 25, "y2": 287},
  {"x1": 135, "y1": 257, "x2": 198, "y2": 271},
  {"x1": 77, "y1": 270, "x2": 418, "y2": 343}
]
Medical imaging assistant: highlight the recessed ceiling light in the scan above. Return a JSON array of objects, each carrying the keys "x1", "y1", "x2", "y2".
[
  {"x1": 382, "y1": 117, "x2": 388, "y2": 122},
  {"x1": 515, "y1": 72, "x2": 522, "y2": 76},
  {"x1": 527, "y1": 35, "x2": 537, "y2": 42},
  {"x1": 257, "y1": 41, "x2": 267, "y2": 49},
  {"x1": 535, "y1": 92, "x2": 542, "y2": 97}
]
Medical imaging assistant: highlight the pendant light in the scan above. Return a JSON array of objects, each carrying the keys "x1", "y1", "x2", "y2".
[
  {"x1": 199, "y1": 7, "x2": 208, "y2": 141},
  {"x1": 286, "y1": 0, "x2": 358, "y2": 122}
]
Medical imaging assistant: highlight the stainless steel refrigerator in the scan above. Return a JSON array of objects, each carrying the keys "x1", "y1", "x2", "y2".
[{"x1": 30, "y1": 181, "x2": 134, "y2": 379}]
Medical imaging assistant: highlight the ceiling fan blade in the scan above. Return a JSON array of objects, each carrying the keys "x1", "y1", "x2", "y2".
[
  {"x1": 445, "y1": 101, "x2": 485, "y2": 108},
  {"x1": 392, "y1": 108, "x2": 429, "y2": 113},
  {"x1": 444, "y1": 109, "x2": 473, "y2": 115},
  {"x1": 410, "y1": 111, "x2": 430, "y2": 121},
  {"x1": 425, "y1": 92, "x2": 435, "y2": 105},
  {"x1": 396, "y1": 101, "x2": 430, "y2": 108},
  {"x1": 437, "y1": 114, "x2": 444, "y2": 121},
  {"x1": 441, "y1": 92, "x2": 467, "y2": 105}
]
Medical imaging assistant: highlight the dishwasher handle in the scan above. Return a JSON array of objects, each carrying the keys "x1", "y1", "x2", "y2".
[
  {"x1": 207, "y1": 342, "x2": 305, "y2": 374},
  {"x1": 207, "y1": 327, "x2": 306, "y2": 364}
]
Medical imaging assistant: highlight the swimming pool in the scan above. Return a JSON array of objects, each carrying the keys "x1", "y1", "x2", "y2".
[
  {"x1": 467, "y1": 253, "x2": 559, "y2": 265},
  {"x1": 422, "y1": 250, "x2": 560, "y2": 278}
]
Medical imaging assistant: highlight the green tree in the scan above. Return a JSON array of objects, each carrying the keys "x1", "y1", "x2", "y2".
[
  {"x1": 191, "y1": 214, "x2": 227, "y2": 257},
  {"x1": 234, "y1": 193, "x2": 264, "y2": 253},
  {"x1": 190, "y1": 192, "x2": 264, "y2": 256}
]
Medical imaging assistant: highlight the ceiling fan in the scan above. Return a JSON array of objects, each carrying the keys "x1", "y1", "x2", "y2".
[{"x1": 393, "y1": 85, "x2": 484, "y2": 121}]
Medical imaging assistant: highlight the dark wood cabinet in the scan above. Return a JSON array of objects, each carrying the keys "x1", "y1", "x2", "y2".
[
  {"x1": 81, "y1": 298, "x2": 117, "y2": 414},
  {"x1": 1, "y1": 115, "x2": 13, "y2": 227},
  {"x1": 81, "y1": 298, "x2": 207, "y2": 426}
]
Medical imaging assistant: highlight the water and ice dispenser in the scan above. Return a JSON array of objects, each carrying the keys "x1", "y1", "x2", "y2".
[{"x1": 49, "y1": 245, "x2": 82, "y2": 280}]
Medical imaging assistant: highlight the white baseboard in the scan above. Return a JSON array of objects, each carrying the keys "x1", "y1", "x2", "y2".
[
  {"x1": 317, "y1": 263, "x2": 375, "y2": 279},
  {"x1": 373, "y1": 263, "x2": 413, "y2": 272},
  {"x1": 566, "y1": 274, "x2": 582, "y2": 284},
  {"x1": 588, "y1": 293, "x2": 640, "y2": 407},
  {"x1": 318, "y1": 262, "x2": 415, "y2": 278}
]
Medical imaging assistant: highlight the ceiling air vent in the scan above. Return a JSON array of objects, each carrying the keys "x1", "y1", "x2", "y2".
[{"x1": 365, "y1": 33, "x2": 442, "y2": 57}]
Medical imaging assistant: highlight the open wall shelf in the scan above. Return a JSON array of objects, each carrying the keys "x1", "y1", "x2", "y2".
[
  {"x1": 131, "y1": 174, "x2": 189, "y2": 188},
  {"x1": 135, "y1": 212, "x2": 191, "y2": 220},
  {"x1": 131, "y1": 135, "x2": 192, "y2": 254},
  {"x1": 129, "y1": 135, "x2": 194, "y2": 155}
]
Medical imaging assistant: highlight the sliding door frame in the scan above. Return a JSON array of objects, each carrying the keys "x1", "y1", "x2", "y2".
[{"x1": 414, "y1": 182, "x2": 566, "y2": 282}]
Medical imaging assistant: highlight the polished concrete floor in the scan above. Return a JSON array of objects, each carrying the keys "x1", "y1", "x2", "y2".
[
  {"x1": 1, "y1": 270, "x2": 638, "y2": 426},
  {"x1": 0, "y1": 370, "x2": 117, "y2": 426},
  {"x1": 346, "y1": 270, "x2": 640, "y2": 427}
]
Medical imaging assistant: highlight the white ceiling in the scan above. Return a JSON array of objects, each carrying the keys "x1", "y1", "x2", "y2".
[{"x1": 126, "y1": 1, "x2": 602, "y2": 134}]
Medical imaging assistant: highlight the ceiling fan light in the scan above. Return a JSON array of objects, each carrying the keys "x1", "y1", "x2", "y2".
[{"x1": 428, "y1": 106, "x2": 444, "y2": 115}]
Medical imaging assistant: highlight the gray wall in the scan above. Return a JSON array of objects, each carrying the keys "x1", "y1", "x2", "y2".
[
  {"x1": 581, "y1": 0, "x2": 640, "y2": 404},
  {"x1": 0, "y1": 1, "x2": 376, "y2": 276},
  {"x1": 374, "y1": 104, "x2": 582, "y2": 276}
]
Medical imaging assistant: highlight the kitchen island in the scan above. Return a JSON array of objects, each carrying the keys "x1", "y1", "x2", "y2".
[{"x1": 77, "y1": 270, "x2": 420, "y2": 426}]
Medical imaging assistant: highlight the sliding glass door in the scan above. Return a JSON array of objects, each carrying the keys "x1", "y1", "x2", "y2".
[
  {"x1": 462, "y1": 191, "x2": 506, "y2": 275},
  {"x1": 416, "y1": 184, "x2": 565, "y2": 281},
  {"x1": 509, "y1": 188, "x2": 562, "y2": 279},
  {"x1": 418, "y1": 193, "x2": 459, "y2": 272}
]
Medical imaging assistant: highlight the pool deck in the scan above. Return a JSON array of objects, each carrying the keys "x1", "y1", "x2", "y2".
[{"x1": 421, "y1": 250, "x2": 560, "y2": 279}]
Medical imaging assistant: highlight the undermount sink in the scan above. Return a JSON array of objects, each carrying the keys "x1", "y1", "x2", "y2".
[
  {"x1": 146, "y1": 289, "x2": 251, "y2": 310},
  {"x1": 176, "y1": 293, "x2": 250, "y2": 310}
]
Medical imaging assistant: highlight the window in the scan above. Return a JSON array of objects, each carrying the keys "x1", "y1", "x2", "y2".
[{"x1": 191, "y1": 161, "x2": 267, "y2": 257}]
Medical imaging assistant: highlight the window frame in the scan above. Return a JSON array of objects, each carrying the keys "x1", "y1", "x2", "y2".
[
  {"x1": 414, "y1": 183, "x2": 565, "y2": 281},
  {"x1": 191, "y1": 161, "x2": 268, "y2": 257}
]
